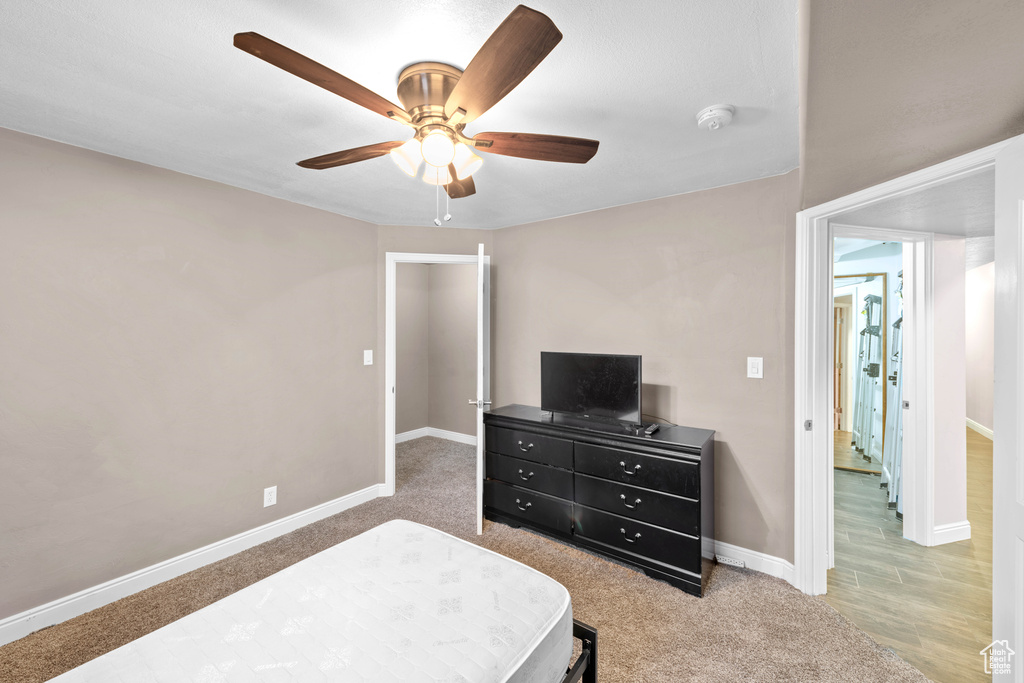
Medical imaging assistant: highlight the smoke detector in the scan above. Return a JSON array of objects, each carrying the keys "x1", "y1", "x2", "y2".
[{"x1": 696, "y1": 104, "x2": 735, "y2": 131}]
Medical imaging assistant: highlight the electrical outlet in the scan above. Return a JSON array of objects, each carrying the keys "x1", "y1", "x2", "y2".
[
  {"x1": 263, "y1": 486, "x2": 277, "y2": 507},
  {"x1": 716, "y1": 554, "x2": 746, "y2": 569}
]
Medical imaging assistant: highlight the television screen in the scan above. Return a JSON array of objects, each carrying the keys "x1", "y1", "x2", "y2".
[{"x1": 541, "y1": 352, "x2": 641, "y2": 423}]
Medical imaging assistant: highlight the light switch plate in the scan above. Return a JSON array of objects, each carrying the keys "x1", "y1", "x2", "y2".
[
  {"x1": 747, "y1": 357, "x2": 763, "y2": 379},
  {"x1": 363, "y1": 350, "x2": 373, "y2": 366}
]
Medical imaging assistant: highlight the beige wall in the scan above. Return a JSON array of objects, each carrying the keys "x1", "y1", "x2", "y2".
[
  {"x1": 427, "y1": 264, "x2": 477, "y2": 436},
  {"x1": 394, "y1": 263, "x2": 477, "y2": 438},
  {"x1": 801, "y1": 0, "x2": 1024, "y2": 208},
  {"x1": 396, "y1": 264, "x2": 429, "y2": 434},
  {"x1": 492, "y1": 170, "x2": 801, "y2": 561},
  {"x1": 0, "y1": 127, "x2": 380, "y2": 620},
  {"x1": 965, "y1": 262, "x2": 995, "y2": 431}
]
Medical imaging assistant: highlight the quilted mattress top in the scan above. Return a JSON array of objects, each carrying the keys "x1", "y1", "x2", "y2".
[{"x1": 52, "y1": 519, "x2": 573, "y2": 682}]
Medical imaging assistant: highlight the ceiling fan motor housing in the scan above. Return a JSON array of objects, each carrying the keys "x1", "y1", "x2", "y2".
[{"x1": 396, "y1": 62, "x2": 463, "y2": 129}]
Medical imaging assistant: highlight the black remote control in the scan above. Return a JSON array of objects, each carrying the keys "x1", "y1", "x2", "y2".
[{"x1": 643, "y1": 423, "x2": 659, "y2": 436}]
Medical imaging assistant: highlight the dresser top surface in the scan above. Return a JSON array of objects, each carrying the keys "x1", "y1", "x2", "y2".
[{"x1": 484, "y1": 404, "x2": 715, "y2": 452}]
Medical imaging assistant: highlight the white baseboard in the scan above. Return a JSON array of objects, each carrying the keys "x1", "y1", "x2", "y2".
[
  {"x1": 702, "y1": 537, "x2": 796, "y2": 584},
  {"x1": 931, "y1": 520, "x2": 972, "y2": 545},
  {"x1": 0, "y1": 483, "x2": 384, "y2": 647},
  {"x1": 427, "y1": 427, "x2": 476, "y2": 446},
  {"x1": 395, "y1": 427, "x2": 430, "y2": 443},
  {"x1": 396, "y1": 427, "x2": 476, "y2": 446},
  {"x1": 966, "y1": 417, "x2": 993, "y2": 439}
]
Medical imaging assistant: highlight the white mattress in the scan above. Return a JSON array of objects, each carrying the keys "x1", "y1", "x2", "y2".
[{"x1": 53, "y1": 520, "x2": 573, "y2": 682}]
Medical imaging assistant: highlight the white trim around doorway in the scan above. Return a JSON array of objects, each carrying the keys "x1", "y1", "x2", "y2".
[
  {"x1": 384, "y1": 252, "x2": 482, "y2": 497},
  {"x1": 793, "y1": 138, "x2": 1015, "y2": 595}
]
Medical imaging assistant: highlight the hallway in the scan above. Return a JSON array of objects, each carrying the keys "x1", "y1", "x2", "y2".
[{"x1": 822, "y1": 427, "x2": 992, "y2": 682}]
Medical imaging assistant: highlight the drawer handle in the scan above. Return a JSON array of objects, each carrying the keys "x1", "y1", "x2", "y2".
[
  {"x1": 515, "y1": 498, "x2": 532, "y2": 512},
  {"x1": 518, "y1": 469, "x2": 535, "y2": 481},
  {"x1": 620, "y1": 494, "x2": 642, "y2": 509},
  {"x1": 517, "y1": 440, "x2": 534, "y2": 452},
  {"x1": 619, "y1": 461, "x2": 642, "y2": 476},
  {"x1": 619, "y1": 528, "x2": 641, "y2": 543}
]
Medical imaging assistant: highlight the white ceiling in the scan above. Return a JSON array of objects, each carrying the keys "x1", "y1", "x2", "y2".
[
  {"x1": 833, "y1": 238, "x2": 901, "y2": 263},
  {"x1": 831, "y1": 168, "x2": 995, "y2": 270},
  {"x1": 0, "y1": 0, "x2": 799, "y2": 229},
  {"x1": 832, "y1": 168, "x2": 995, "y2": 239}
]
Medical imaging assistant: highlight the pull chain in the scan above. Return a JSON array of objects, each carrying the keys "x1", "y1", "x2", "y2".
[
  {"x1": 444, "y1": 174, "x2": 452, "y2": 222},
  {"x1": 431, "y1": 167, "x2": 453, "y2": 226},
  {"x1": 433, "y1": 166, "x2": 441, "y2": 226}
]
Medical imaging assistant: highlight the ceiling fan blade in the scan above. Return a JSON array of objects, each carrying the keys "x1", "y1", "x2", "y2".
[
  {"x1": 297, "y1": 141, "x2": 405, "y2": 169},
  {"x1": 474, "y1": 132, "x2": 599, "y2": 163},
  {"x1": 445, "y1": 164, "x2": 476, "y2": 198},
  {"x1": 443, "y1": 6, "x2": 562, "y2": 123},
  {"x1": 234, "y1": 32, "x2": 407, "y2": 121}
]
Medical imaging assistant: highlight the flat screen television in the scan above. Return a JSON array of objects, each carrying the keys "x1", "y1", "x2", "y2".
[{"x1": 540, "y1": 352, "x2": 642, "y2": 423}]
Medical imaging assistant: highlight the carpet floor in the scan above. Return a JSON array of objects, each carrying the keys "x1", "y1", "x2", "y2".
[{"x1": 0, "y1": 437, "x2": 929, "y2": 682}]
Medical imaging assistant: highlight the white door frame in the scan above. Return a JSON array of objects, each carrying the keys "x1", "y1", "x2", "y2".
[
  {"x1": 384, "y1": 251, "x2": 484, "y2": 497},
  {"x1": 793, "y1": 138, "x2": 1015, "y2": 595},
  {"x1": 992, "y1": 134, "x2": 1024, "y2": 679}
]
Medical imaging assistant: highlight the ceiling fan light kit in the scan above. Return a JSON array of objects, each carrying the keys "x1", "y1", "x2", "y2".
[
  {"x1": 390, "y1": 139, "x2": 423, "y2": 177},
  {"x1": 696, "y1": 104, "x2": 736, "y2": 131},
  {"x1": 452, "y1": 143, "x2": 483, "y2": 180},
  {"x1": 233, "y1": 4, "x2": 599, "y2": 222},
  {"x1": 420, "y1": 131, "x2": 457, "y2": 167}
]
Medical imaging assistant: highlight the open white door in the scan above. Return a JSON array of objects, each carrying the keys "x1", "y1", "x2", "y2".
[
  {"x1": 993, "y1": 134, "x2": 1024, "y2": 681},
  {"x1": 473, "y1": 243, "x2": 491, "y2": 535}
]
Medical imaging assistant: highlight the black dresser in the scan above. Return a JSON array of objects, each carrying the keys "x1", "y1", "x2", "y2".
[{"x1": 483, "y1": 404, "x2": 715, "y2": 597}]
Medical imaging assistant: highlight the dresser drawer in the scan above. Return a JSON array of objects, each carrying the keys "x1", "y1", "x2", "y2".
[
  {"x1": 484, "y1": 481, "x2": 573, "y2": 535},
  {"x1": 574, "y1": 473, "x2": 698, "y2": 535},
  {"x1": 574, "y1": 442, "x2": 699, "y2": 499},
  {"x1": 574, "y1": 505, "x2": 701, "y2": 575},
  {"x1": 487, "y1": 452, "x2": 573, "y2": 499},
  {"x1": 490, "y1": 426, "x2": 573, "y2": 469}
]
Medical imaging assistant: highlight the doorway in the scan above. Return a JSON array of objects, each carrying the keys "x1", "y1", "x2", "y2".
[
  {"x1": 795, "y1": 136, "x2": 1023, "y2": 681},
  {"x1": 823, "y1": 232, "x2": 994, "y2": 681},
  {"x1": 384, "y1": 248, "x2": 491, "y2": 534},
  {"x1": 832, "y1": 254, "x2": 898, "y2": 478},
  {"x1": 793, "y1": 143, "x2": 1009, "y2": 594},
  {"x1": 394, "y1": 262, "x2": 478, "y2": 447}
]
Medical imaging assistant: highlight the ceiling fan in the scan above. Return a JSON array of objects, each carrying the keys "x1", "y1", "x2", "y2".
[{"x1": 234, "y1": 5, "x2": 599, "y2": 200}]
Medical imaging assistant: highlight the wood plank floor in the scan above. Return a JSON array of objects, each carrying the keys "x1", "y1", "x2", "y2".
[
  {"x1": 822, "y1": 427, "x2": 993, "y2": 682},
  {"x1": 834, "y1": 429, "x2": 882, "y2": 473}
]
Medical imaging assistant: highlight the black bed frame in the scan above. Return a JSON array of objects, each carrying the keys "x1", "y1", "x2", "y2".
[{"x1": 564, "y1": 619, "x2": 598, "y2": 683}]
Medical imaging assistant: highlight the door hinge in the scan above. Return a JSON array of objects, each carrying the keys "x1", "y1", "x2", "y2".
[
  {"x1": 902, "y1": 400, "x2": 909, "y2": 409},
  {"x1": 804, "y1": 420, "x2": 813, "y2": 431}
]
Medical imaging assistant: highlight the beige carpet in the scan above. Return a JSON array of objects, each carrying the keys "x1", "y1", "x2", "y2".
[{"x1": 0, "y1": 437, "x2": 929, "y2": 682}]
